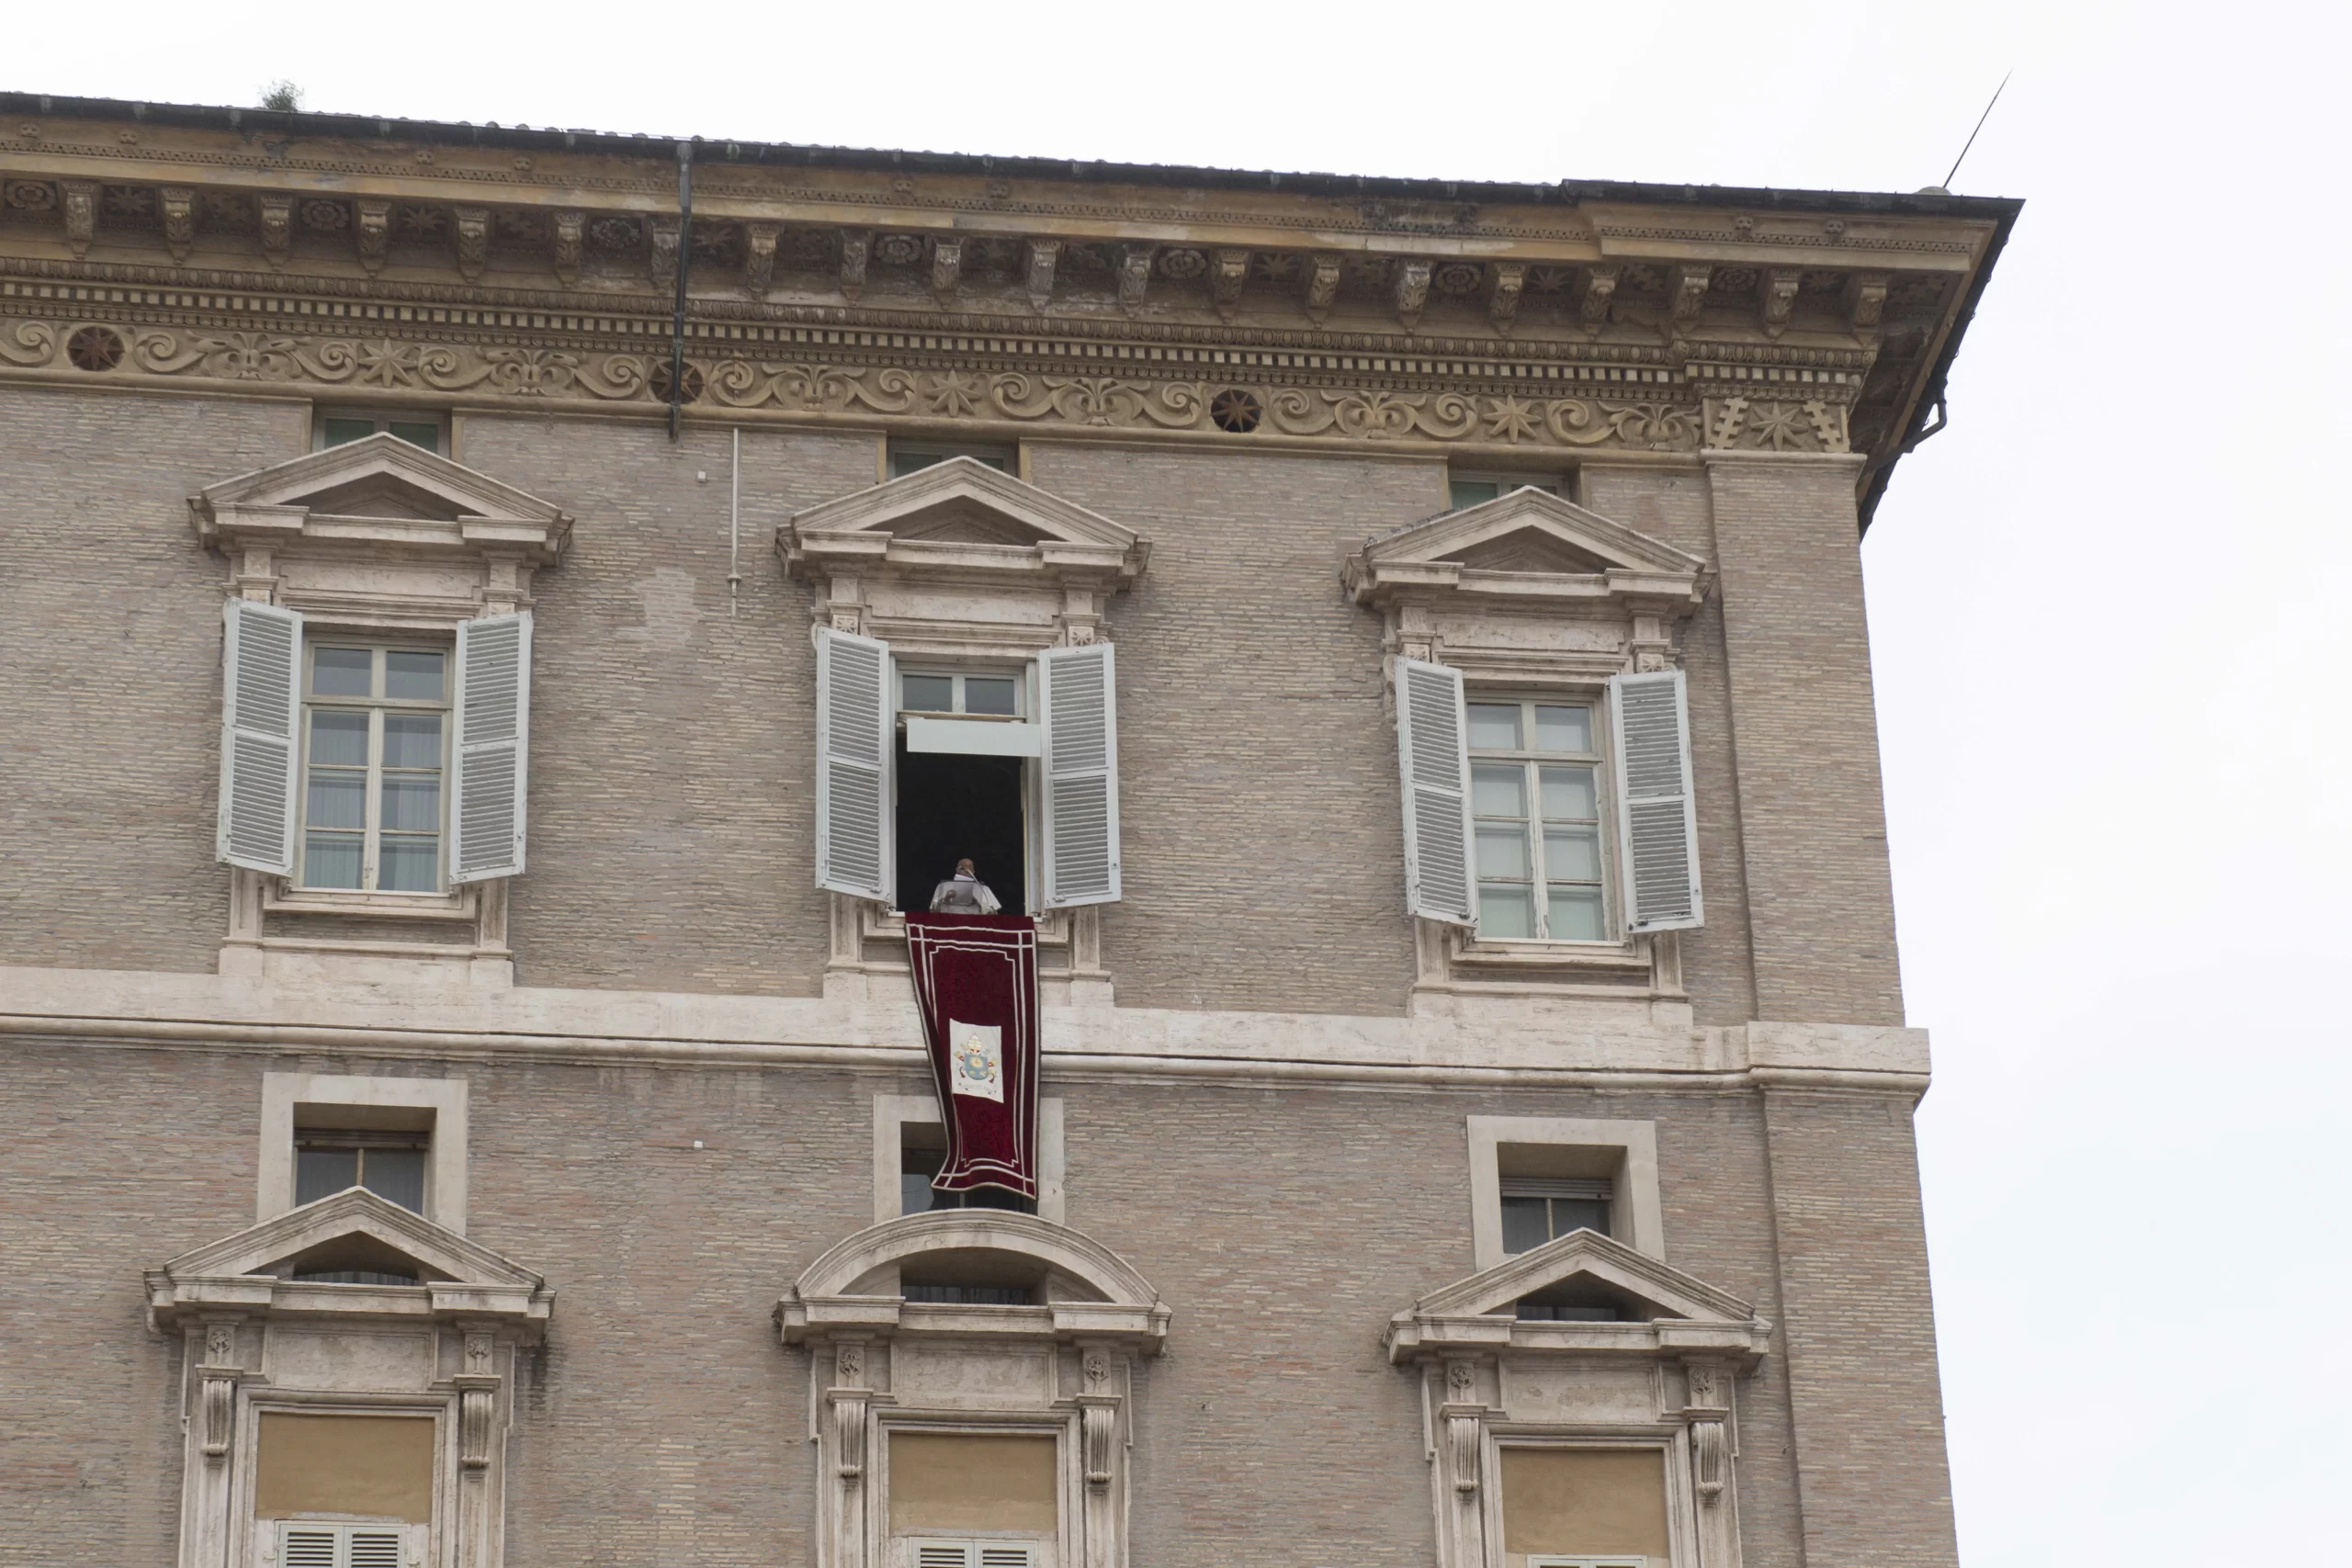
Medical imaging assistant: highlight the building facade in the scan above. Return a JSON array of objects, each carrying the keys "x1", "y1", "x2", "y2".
[{"x1": 0, "y1": 93, "x2": 2014, "y2": 1568}]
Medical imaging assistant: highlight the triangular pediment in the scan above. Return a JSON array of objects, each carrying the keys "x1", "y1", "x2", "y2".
[
  {"x1": 195, "y1": 432, "x2": 571, "y2": 529},
  {"x1": 1363, "y1": 487, "x2": 1706, "y2": 581},
  {"x1": 1410, "y1": 1228, "x2": 1753, "y2": 1325},
  {"x1": 783, "y1": 457, "x2": 1148, "y2": 581},
  {"x1": 155, "y1": 1187, "x2": 543, "y2": 1291}
]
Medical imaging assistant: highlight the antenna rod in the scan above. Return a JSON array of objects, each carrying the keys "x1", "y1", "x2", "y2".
[{"x1": 1943, "y1": 71, "x2": 2011, "y2": 190}]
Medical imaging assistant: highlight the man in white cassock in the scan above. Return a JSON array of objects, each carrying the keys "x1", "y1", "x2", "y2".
[{"x1": 929, "y1": 857, "x2": 1003, "y2": 915}]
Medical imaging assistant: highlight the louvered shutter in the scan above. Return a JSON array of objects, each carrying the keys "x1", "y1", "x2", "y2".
[
  {"x1": 278, "y1": 1527, "x2": 340, "y2": 1568},
  {"x1": 345, "y1": 1529, "x2": 404, "y2": 1568},
  {"x1": 218, "y1": 598, "x2": 302, "y2": 874},
  {"x1": 1039, "y1": 641, "x2": 1120, "y2": 908},
  {"x1": 912, "y1": 1543, "x2": 977, "y2": 1568},
  {"x1": 975, "y1": 1547, "x2": 1036, "y2": 1568},
  {"x1": 451, "y1": 613, "x2": 533, "y2": 883},
  {"x1": 1609, "y1": 669, "x2": 1703, "y2": 932},
  {"x1": 815, "y1": 626, "x2": 893, "y2": 901},
  {"x1": 1394, "y1": 656, "x2": 1476, "y2": 925}
]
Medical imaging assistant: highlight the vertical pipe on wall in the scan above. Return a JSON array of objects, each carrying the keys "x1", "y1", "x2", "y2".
[{"x1": 729, "y1": 426, "x2": 741, "y2": 618}]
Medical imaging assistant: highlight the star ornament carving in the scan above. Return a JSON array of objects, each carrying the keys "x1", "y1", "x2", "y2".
[
  {"x1": 926, "y1": 371, "x2": 986, "y2": 418},
  {"x1": 1483, "y1": 396, "x2": 1540, "y2": 444}
]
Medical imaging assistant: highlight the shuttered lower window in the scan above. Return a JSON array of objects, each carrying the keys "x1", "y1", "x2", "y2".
[
  {"x1": 907, "y1": 1539, "x2": 1040, "y2": 1568},
  {"x1": 277, "y1": 1523, "x2": 407, "y2": 1568}
]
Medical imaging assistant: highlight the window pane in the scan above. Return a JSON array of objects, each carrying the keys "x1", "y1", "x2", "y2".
[
  {"x1": 1500, "y1": 1195, "x2": 1550, "y2": 1254},
  {"x1": 380, "y1": 775, "x2": 440, "y2": 833},
  {"x1": 306, "y1": 770, "x2": 365, "y2": 830},
  {"x1": 964, "y1": 676, "x2": 1018, "y2": 716},
  {"x1": 1544, "y1": 826, "x2": 1602, "y2": 883},
  {"x1": 379, "y1": 836, "x2": 439, "y2": 892},
  {"x1": 1534, "y1": 704, "x2": 1592, "y2": 754},
  {"x1": 312, "y1": 647, "x2": 373, "y2": 696},
  {"x1": 382, "y1": 713, "x2": 443, "y2": 769},
  {"x1": 1477, "y1": 885, "x2": 1533, "y2": 939},
  {"x1": 1550, "y1": 1196, "x2": 1611, "y2": 1238},
  {"x1": 308, "y1": 710, "x2": 369, "y2": 767},
  {"x1": 900, "y1": 1172, "x2": 944, "y2": 1213},
  {"x1": 1465, "y1": 703, "x2": 1521, "y2": 751},
  {"x1": 1548, "y1": 886, "x2": 1607, "y2": 941},
  {"x1": 302, "y1": 833, "x2": 363, "y2": 888},
  {"x1": 321, "y1": 418, "x2": 376, "y2": 447},
  {"x1": 360, "y1": 1147, "x2": 427, "y2": 1213},
  {"x1": 1449, "y1": 479, "x2": 1500, "y2": 510},
  {"x1": 889, "y1": 450, "x2": 946, "y2": 478},
  {"x1": 1476, "y1": 825, "x2": 1531, "y2": 880},
  {"x1": 386, "y1": 421, "x2": 441, "y2": 454},
  {"x1": 295, "y1": 1146, "x2": 360, "y2": 1204},
  {"x1": 901, "y1": 673, "x2": 954, "y2": 712},
  {"x1": 1471, "y1": 763, "x2": 1527, "y2": 818},
  {"x1": 383, "y1": 651, "x2": 445, "y2": 701},
  {"x1": 1540, "y1": 765, "x2": 1598, "y2": 823}
]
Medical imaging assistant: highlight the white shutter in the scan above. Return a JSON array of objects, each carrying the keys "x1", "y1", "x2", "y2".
[
  {"x1": 911, "y1": 1542, "x2": 978, "y2": 1568},
  {"x1": 1394, "y1": 657, "x2": 1476, "y2": 925},
  {"x1": 976, "y1": 1549, "x2": 1036, "y2": 1568},
  {"x1": 451, "y1": 613, "x2": 533, "y2": 883},
  {"x1": 1039, "y1": 641, "x2": 1120, "y2": 908},
  {"x1": 218, "y1": 597, "x2": 302, "y2": 874},
  {"x1": 815, "y1": 626, "x2": 893, "y2": 901},
  {"x1": 277, "y1": 1527, "x2": 340, "y2": 1568},
  {"x1": 1609, "y1": 669, "x2": 1703, "y2": 932},
  {"x1": 345, "y1": 1530, "x2": 404, "y2": 1568}
]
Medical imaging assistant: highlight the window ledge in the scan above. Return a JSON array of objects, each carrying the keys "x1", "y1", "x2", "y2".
[{"x1": 265, "y1": 885, "x2": 480, "y2": 921}]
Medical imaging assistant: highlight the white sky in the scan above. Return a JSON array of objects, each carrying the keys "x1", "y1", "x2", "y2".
[{"x1": 13, "y1": 1, "x2": 2348, "y2": 1558}]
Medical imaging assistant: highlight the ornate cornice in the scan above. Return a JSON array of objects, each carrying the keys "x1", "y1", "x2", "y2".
[{"x1": 0, "y1": 102, "x2": 2003, "y2": 479}]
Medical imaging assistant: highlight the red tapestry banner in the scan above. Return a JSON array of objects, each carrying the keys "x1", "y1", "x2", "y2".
[{"x1": 904, "y1": 913, "x2": 1040, "y2": 1200}]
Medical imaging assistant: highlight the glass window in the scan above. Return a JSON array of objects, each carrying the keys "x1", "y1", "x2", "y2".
[
  {"x1": 315, "y1": 409, "x2": 444, "y2": 455},
  {"x1": 299, "y1": 644, "x2": 450, "y2": 894},
  {"x1": 294, "y1": 1134, "x2": 429, "y2": 1213},
  {"x1": 888, "y1": 443, "x2": 1014, "y2": 479},
  {"x1": 1500, "y1": 1180, "x2": 1613, "y2": 1253},
  {"x1": 1468, "y1": 696, "x2": 1609, "y2": 941},
  {"x1": 901, "y1": 1142, "x2": 1035, "y2": 1215},
  {"x1": 898, "y1": 669, "x2": 1025, "y2": 718},
  {"x1": 1449, "y1": 473, "x2": 1562, "y2": 512}
]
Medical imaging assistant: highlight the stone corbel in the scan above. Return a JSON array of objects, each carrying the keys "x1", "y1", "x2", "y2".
[
  {"x1": 552, "y1": 210, "x2": 583, "y2": 287},
  {"x1": 159, "y1": 186, "x2": 196, "y2": 265},
  {"x1": 826, "y1": 1340, "x2": 874, "y2": 1568},
  {"x1": 1305, "y1": 254, "x2": 1342, "y2": 323},
  {"x1": 1209, "y1": 248, "x2": 1249, "y2": 321},
  {"x1": 1437, "y1": 1358, "x2": 1491, "y2": 1568},
  {"x1": 1579, "y1": 265, "x2": 1620, "y2": 334},
  {"x1": 355, "y1": 198, "x2": 390, "y2": 276},
  {"x1": 453, "y1": 207, "x2": 489, "y2": 283},
  {"x1": 1761, "y1": 268, "x2": 1802, "y2": 339},
  {"x1": 1627, "y1": 608, "x2": 1674, "y2": 674},
  {"x1": 647, "y1": 218, "x2": 680, "y2": 288},
  {"x1": 1488, "y1": 263, "x2": 1525, "y2": 331},
  {"x1": 1394, "y1": 260, "x2": 1432, "y2": 331},
  {"x1": 1669, "y1": 264, "x2": 1712, "y2": 339},
  {"x1": 60, "y1": 180, "x2": 98, "y2": 260},
  {"x1": 1846, "y1": 270, "x2": 1890, "y2": 333},
  {"x1": 930, "y1": 238, "x2": 963, "y2": 304},
  {"x1": 1117, "y1": 245, "x2": 1154, "y2": 314},
  {"x1": 456, "y1": 1329, "x2": 499, "y2": 1469},
  {"x1": 1682, "y1": 1357, "x2": 1739, "y2": 1568},
  {"x1": 840, "y1": 231, "x2": 871, "y2": 302},
  {"x1": 1023, "y1": 239, "x2": 1060, "y2": 311},
  {"x1": 198, "y1": 1319, "x2": 243, "y2": 1461},
  {"x1": 743, "y1": 221, "x2": 778, "y2": 299}
]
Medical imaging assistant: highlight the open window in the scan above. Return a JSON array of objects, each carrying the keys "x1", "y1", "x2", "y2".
[
  {"x1": 785, "y1": 458, "x2": 1148, "y2": 1004},
  {"x1": 1347, "y1": 489, "x2": 1710, "y2": 1011}
]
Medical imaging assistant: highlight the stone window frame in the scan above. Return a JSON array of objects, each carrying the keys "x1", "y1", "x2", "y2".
[
  {"x1": 780, "y1": 457, "x2": 1148, "y2": 1009},
  {"x1": 871, "y1": 1092, "x2": 1067, "y2": 1226},
  {"x1": 1466, "y1": 1115, "x2": 1662, "y2": 1273},
  {"x1": 777, "y1": 1210, "x2": 1170, "y2": 1568},
  {"x1": 1345, "y1": 488, "x2": 1710, "y2": 1011},
  {"x1": 148, "y1": 1188, "x2": 553, "y2": 1568},
  {"x1": 191, "y1": 432, "x2": 571, "y2": 983},
  {"x1": 260, "y1": 1072, "x2": 470, "y2": 1235}
]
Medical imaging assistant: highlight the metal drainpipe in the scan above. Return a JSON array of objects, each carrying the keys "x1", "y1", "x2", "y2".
[
  {"x1": 729, "y1": 426, "x2": 742, "y2": 617},
  {"x1": 667, "y1": 138, "x2": 694, "y2": 443}
]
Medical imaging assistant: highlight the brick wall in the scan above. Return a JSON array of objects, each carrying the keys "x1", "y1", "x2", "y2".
[
  {"x1": 0, "y1": 385, "x2": 304, "y2": 976},
  {"x1": 0, "y1": 1039, "x2": 1850, "y2": 1568},
  {"x1": 1703, "y1": 456, "x2": 1905, "y2": 1023}
]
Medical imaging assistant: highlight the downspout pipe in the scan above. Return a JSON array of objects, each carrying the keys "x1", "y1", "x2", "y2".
[{"x1": 667, "y1": 138, "x2": 695, "y2": 443}]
